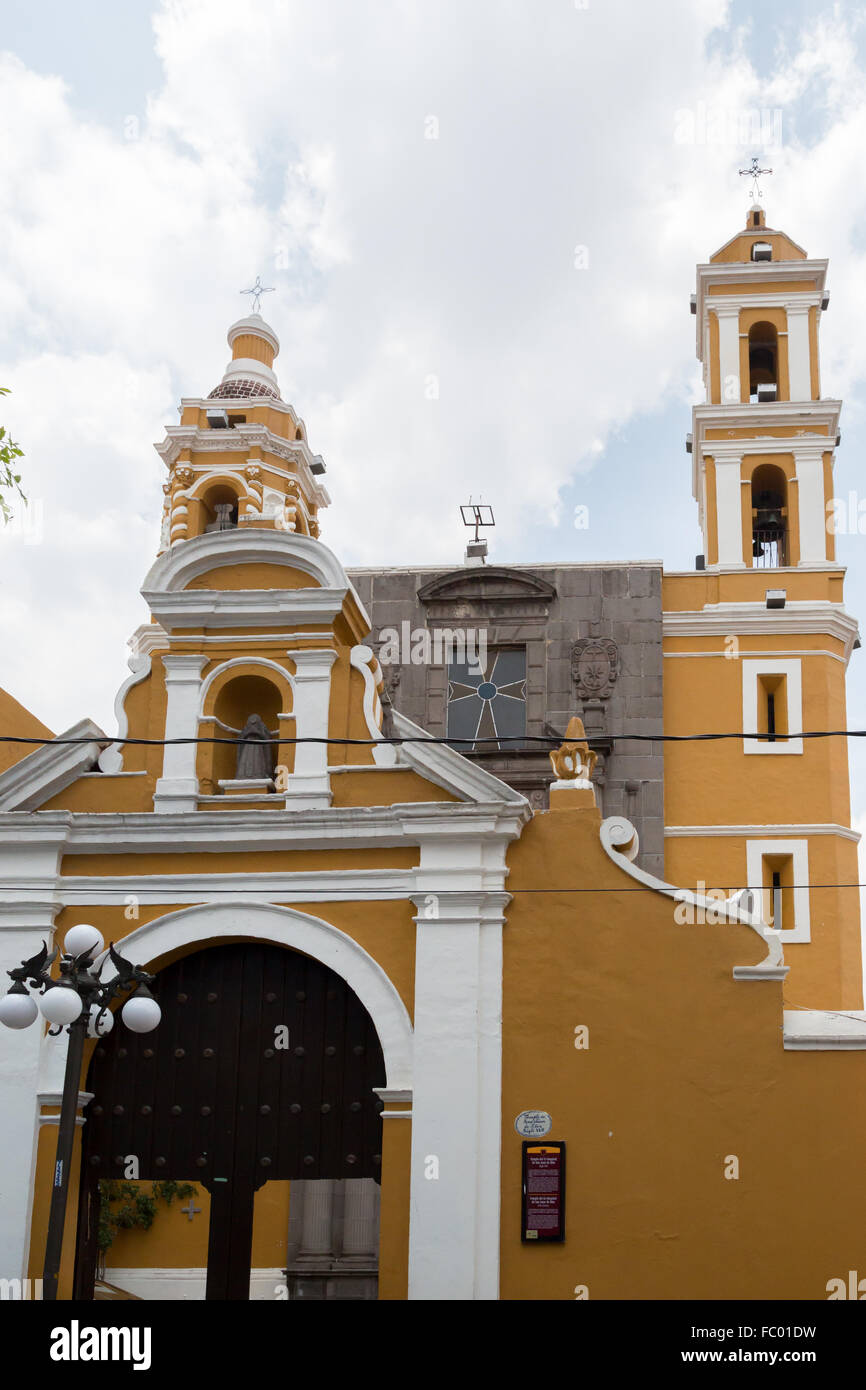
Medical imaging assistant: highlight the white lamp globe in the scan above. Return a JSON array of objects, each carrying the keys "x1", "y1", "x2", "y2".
[
  {"x1": 86, "y1": 1004, "x2": 114, "y2": 1038},
  {"x1": 63, "y1": 924, "x2": 105, "y2": 960},
  {"x1": 122, "y1": 992, "x2": 161, "y2": 1034},
  {"x1": 39, "y1": 984, "x2": 84, "y2": 1026},
  {"x1": 0, "y1": 989, "x2": 39, "y2": 1030}
]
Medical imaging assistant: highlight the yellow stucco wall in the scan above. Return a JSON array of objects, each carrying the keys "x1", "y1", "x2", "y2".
[{"x1": 499, "y1": 803, "x2": 866, "y2": 1299}]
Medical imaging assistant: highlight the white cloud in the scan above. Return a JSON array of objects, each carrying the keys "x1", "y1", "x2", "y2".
[{"x1": 1, "y1": 0, "x2": 866, "y2": 755}]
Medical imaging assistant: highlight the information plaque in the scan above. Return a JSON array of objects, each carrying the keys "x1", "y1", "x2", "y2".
[{"x1": 521, "y1": 1140, "x2": 566, "y2": 1243}]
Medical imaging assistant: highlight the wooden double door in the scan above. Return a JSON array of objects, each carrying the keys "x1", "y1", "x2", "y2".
[{"x1": 74, "y1": 941, "x2": 385, "y2": 1299}]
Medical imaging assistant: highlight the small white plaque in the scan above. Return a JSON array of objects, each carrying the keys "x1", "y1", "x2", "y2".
[{"x1": 514, "y1": 1110, "x2": 552, "y2": 1138}]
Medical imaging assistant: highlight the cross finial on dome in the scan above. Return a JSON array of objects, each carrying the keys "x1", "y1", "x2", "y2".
[
  {"x1": 240, "y1": 275, "x2": 275, "y2": 315},
  {"x1": 739, "y1": 156, "x2": 772, "y2": 202}
]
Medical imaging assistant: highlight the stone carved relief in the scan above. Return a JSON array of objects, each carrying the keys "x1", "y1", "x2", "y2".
[{"x1": 571, "y1": 637, "x2": 618, "y2": 700}]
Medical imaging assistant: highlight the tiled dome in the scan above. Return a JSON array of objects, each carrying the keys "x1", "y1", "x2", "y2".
[{"x1": 207, "y1": 378, "x2": 279, "y2": 400}]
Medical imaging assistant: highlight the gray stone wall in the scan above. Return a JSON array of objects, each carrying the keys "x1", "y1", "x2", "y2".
[{"x1": 347, "y1": 562, "x2": 664, "y2": 875}]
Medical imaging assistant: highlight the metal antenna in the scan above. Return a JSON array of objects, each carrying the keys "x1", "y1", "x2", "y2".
[
  {"x1": 460, "y1": 498, "x2": 495, "y2": 564},
  {"x1": 240, "y1": 275, "x2": 275, "y2": 315},
  {"x1": 460, "y1": 498, "x2": 495, "y2": 542}
]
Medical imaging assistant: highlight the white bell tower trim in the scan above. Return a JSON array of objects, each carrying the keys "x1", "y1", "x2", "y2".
[
  {"x1": 794, "y1": 446, "x2": 828, "y2": 563},
  {"x1": 283, "y1": 649, "x2": 338, "y2": 809},
  {"x1": 713, "y1": 303, "x2": 741, "y2": 402},
  {"x1": 786, "y1": 303, "x2": 812, "y2": 402},
  {"x1": 714, "y1": 456, "x2": 746, "y2": 566},
  {"x1": 153, "y1": 655, "x2": 208, "y2": 813}
]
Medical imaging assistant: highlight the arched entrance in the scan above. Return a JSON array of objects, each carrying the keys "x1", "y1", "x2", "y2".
[{"x1": 73, "y1": 940, "x2": 386, "y2": 1299}]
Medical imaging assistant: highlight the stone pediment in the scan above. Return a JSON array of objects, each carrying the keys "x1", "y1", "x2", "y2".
[{"x1": 417, "y1": 567, "x2": 556, "y2": 613}]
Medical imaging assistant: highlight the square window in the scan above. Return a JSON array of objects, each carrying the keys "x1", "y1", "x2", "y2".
[
  {"x1": 746, "y1": 839, "x2": 810, "y2": 942},
  {"x1": 742, "y1": 659, "x2": 802, "y2": 755},
  {"x1": 447, "y1": 647, "x2": 526, "y2": 750}
]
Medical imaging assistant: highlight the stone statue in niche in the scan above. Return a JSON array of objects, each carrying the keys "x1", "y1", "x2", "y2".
[{"x1": 213, "y1": 714, "x2": 279, "y2": 779}]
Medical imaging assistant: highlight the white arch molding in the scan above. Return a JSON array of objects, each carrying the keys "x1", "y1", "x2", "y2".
[
  {"x1": 197, "y1": 655, "x2": 296, "y2": 716},
  {"x1": 110, "y1": 900, "x2": 413, "y2": 1091}
]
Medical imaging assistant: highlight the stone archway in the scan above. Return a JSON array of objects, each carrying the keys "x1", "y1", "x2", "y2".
[{"x1": 72, "y1": 915, "x2": 408, "y2": 1300}]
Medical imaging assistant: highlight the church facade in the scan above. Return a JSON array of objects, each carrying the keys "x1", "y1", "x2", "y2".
[{"x1": 0, "y1": 205, "x2": 865, "y2": 1301}]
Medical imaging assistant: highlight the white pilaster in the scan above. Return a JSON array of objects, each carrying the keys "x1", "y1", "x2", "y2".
[
  {"x1": 713, "y1": 457, "x2": 746, "y2": 566},
  {"x1": 786, "y1": 304, "x2": 812, "y2": 402},
  {"x1": 153, "y1": 655, "x2": 208, "y2": 812},
  {"x1": 795, "y1": 447, "x2": 828, "y2": 564},
  {"x1": 714, "y1": 305, "x2": 741, "y2": 403},
  {"x1": 0, "y1": 820, "x2": 67, "y2": 1280},
  {"x1": 408, "y1": 868, "x2": 510, "y2": 1300},
  {"x1": 283, "y1": 649, "x2": 337, "y2": 809}
]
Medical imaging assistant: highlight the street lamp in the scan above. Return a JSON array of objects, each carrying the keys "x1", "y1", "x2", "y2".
[{"x1": 0, "y1": 925, "x2": 161, "y2": 1301}]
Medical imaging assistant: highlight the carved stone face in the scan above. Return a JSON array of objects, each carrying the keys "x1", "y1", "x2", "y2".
[{"x1": 572, "y1": 638, "x2": 618, "y2": 700}]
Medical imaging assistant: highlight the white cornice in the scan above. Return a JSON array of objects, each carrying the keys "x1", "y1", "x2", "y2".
[
  {"x1": 690, "y1": 400, "x2": 841, "y2": 500},
  {"x1": 0, "y1": 802, "x2": 528, "y2": 855},
  {"x1": 662, "y1": 601, "x2": 859, "y2": 658},
  {"x1": 783, "y1": 1010, "x2": 866, "y2": 1050},
  {"x1": 43, "y1": 865, "x2": 517, "y2": 904},
  {"x1": 0, "y1": 720, "x2": 107, "y2": 812},
  {"x1": 665, "y1": 823, "x2": 861, "y2": 842},
  {"x1": 144, "y1": 587, "x2": 349, "y2": 632},
  {"x1": 51, "y1": 868, "x2": 415, "y2": 903},
  {"x1": 128, "y1": 623, "x2": 170, "y2": 657},
  {"x1": 694, "y1": 257, "x2": 827, "y2": 354},
  {"x1": 155, "y1": 423, "x2": 329, "y2": 506}
]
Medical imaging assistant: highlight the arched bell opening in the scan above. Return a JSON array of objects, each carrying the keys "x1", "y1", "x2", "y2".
[
  {"x1": 200, "y1": 483, "x2": 240, "y2": 534},
  {"x1": 750, "y1": 463, "x2": 789, "y2": 569},
  {"x1": 748, "y1": 321, "x2": 779, "y2": 403}
]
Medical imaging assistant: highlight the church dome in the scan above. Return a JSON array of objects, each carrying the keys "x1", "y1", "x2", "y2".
[{"x1": 207, "y1": 378, "x2": 278, "y2": 400}]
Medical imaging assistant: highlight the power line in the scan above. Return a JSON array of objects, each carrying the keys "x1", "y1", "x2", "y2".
[
  {"x1": 1, "y1": 729, "x2": 866, "y2": 748},
  {"x1": 3, "y1": 882, "x2": 865, "y2": 895}
]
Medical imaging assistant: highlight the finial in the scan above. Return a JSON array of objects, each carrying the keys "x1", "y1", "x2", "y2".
[
  {"x1": 739, "y1": 156, "x2": 772, "y2": 203},
  {"x1": 549, "y1": 717, "x2": 597, "y2": 785},
  {"x1": 240, "y1": 275, "x2": 275, "y2": 315}
]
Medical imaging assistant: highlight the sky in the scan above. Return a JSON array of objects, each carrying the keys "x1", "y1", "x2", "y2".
[{"x1": 1, "y1": 0, "x2": 866, "y2": 943}]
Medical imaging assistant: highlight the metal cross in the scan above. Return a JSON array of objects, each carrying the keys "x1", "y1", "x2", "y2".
[
  {"x1": 240, "y1": 276, "x2": 275, "y2": 315},
  {"x1": 739, "y1": 156, "x2": 772, "y2": 201},
  {"x1": 180, "y1": 1198, "x2": 203, "y2": 1222}
]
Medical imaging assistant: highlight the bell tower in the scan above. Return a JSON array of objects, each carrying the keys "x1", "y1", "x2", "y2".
[
  {"x1": 156, "y1": 312, "x2": 330, "y2": 551},
  {"x1": 691, "y1": 203, "x2": 836, "y2": 571},
  {"x1": 663, "y1": 199, "x2": 862, "y2": 1011}
]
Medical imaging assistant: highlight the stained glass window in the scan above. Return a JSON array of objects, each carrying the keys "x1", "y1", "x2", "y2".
[{"x1": 447, "y1": 648, "x2": 527, "y2": 749}]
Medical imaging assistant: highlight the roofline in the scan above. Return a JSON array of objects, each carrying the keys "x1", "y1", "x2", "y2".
[{"x1": 708, "y1": 225, "x2": 809, "y2": 260}]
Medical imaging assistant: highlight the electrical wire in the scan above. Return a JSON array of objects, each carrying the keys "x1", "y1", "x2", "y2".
[
  {"x1": 2, "y1": 882, "x2": 865, "y2": 894},
  {"x1": 0, "y1": 729, "x2": 865, "y2": 747}
]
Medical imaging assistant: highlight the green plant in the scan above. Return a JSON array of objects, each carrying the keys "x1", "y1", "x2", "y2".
[
  {"x1": 96, "y1": 1180, "x2": 199, "y2": 1277},
  {"x1": 0, "y1": 387, "x2": 26, "y2": 523}
]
